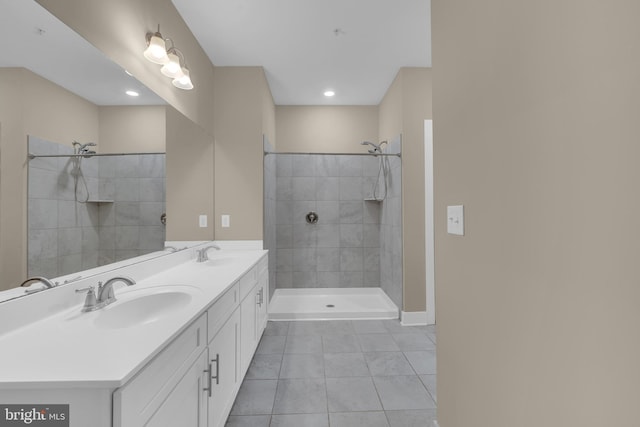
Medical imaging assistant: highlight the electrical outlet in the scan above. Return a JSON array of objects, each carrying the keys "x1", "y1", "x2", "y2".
[
  {"x1": 221, "y1": 215, "x2": 230, "y2": 228},
  {"x1": 199, "y1": 215, "x2": 207, "y2": 228}
]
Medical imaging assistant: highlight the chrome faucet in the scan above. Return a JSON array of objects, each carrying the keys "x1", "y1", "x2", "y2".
[
  {"x1": 20, "y1": 276, "x2": 57, "y2": 293},
  {"x1": 97, "y1": 276, "x2": 136, "y2": 307},
  {"x1": 196, "y1": 244, "x2": 221, "y2": 262},
  {"x1": 76, "y1": 276, "x2": 137, "y2": 312}
]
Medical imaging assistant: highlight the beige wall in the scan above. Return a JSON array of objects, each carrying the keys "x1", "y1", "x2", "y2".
[
  {"x1": 98, "y1": 106, "x2": 166, "y2": 153},
  {"x1": 276, "y1": 106, "x2": 378, "y2": 152},
  {"x1": 379, "y1": 67, "x2": 432, "y2": 313},
  {"x1": 37, "y1": 0, "x2": 215, "y2": 135},
  {"x1": 213, "y1": 67, "x2": 274, "y2": 240},
  {"x1": 0, "y1": 68, "x2": 99, "y2": 290},
  {"x1": 433, "y1": 2, "x2": 640, "y2": 426},
  {"x1": 165, "y1": 106, "x2": 214, "y2": 241}
]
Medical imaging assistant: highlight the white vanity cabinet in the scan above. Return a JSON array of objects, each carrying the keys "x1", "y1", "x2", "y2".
[
  {"x1": 239, "y1": 257, "x2": 269, "y2": 376},
  {"x1": 113, "y1": 314, "x2": 209, "y2": 427},
  {"x1": 206, "y1": 286, "x2": 241, "y2": 427},
  {"x1": 0, "y1": 250, "x2": 268, "y2": 427}
]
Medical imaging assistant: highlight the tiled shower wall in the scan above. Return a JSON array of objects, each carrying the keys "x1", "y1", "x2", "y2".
[
  {"x1": 263, "y1": 137, "x2": 277, "y2": 299},
  {"x1": 274, "y1": 153, "x2": 384, "y2": 289},
  {"x1": 27, "y1": 136, "x2": 165, "y2": 277},
  {"x1": 379, "y1": 137, "x2": 403, "y2": 308}
]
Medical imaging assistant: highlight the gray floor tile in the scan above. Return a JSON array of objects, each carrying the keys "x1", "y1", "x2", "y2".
[
  {"x1": 284, "y1": 335, "x2": 323, "y2": 353},
  {"x1": 322, "y1": 334, "x2": 362, "y2": 353},
  {"x1": 365, "y1": 352, "x2": 415, "y2": 376},
  {"x1": 272, "y1": 378, "x2": 327, "y2": 414},
  {"x1": 381, "y1": 319, "x2": 419, "y2": 334},
  {"x1": 318, "y1": 320, "x2": 356, "y2": 335},
  {"x1": 256, "y1": 336, "x2": 286, "y2": 354},
  {"x1": 391, "y1": 333, "x2": 436, "y2": 351},
  {"x1": 419, "y1": 375, "x2": 437, "y2": 402},
  {"x1": 264, "y1": 321, "x2": 290, "y2": 336},
  {"x1": 404, "y1": 350, "x2": 436, "y2": 375},
  {"x1": 324, "y1": 353, "x2": 370, "y2": 378},
  {"x1": 287, "y1": 321, "x2": 324, "y2": 335},
  {"x1": 330, "y1": 412, "x2": 390, "y2": 427},
  {"x1": 358, "y1": 334, "x2": 401, "y2": 351},
  {"x1": 373, "y1": 376, "x2": 436, "y2": 411},
  {"x1": 280, "y1": 353, "x2": 324, "y2": 379},
  {"x1": 385, "y1": 409, "x2": 438, "y2": 427},
  {"x1": 270, "y1": 413, "x2": 329, "y2": 427},
  {"x1": 352, "y1": 319, "x2": 387, "y2": 334},
  {"x1": 326, "y1": 377, "x2": 383, "y2": 412},
  {"x1": 230, "y1": 380, "x2": 278, "y2": 415},
  {"x1": 245, "y1": 354, "x2": 282, "y2": 380},
  {"x1": 225, "y1": 415, "x2": 271, "y2": 427}
]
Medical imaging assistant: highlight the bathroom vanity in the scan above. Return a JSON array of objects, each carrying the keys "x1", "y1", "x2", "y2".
[{"x1": 0, "y1": 242, "x2": 268, "y2": 427}]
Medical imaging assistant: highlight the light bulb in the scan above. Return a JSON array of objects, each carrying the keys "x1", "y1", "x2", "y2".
[
  {"x1": 161, "y1": 51, "x2": 184, "y2": 78},
  {"x1": 143, "y1": 33, "x2": 169, "y2": 64}
]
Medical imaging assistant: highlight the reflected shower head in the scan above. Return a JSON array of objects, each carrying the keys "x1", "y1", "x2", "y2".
[{"x1": 360, "y1": 141, "x2": 381, "y2": 154}]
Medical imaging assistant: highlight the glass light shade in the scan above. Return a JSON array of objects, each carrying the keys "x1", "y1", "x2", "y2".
[
  {"x1": 143, "y1": 33, "x2": 169, "y2": 64},
  {"x1": 172, "y1": 68, "x2": 194, "y2": 90},
  {"x1": 160, "y1": 51, "x2": 184, "y2": 78}
]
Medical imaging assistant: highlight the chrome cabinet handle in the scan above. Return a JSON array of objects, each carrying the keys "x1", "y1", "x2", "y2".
[
  {"x1": 203, "y1": 363, "x2": 212, "y2": 397},
  {"x1": 211, "y1": 354, "x2": 219, "y2": 385}
]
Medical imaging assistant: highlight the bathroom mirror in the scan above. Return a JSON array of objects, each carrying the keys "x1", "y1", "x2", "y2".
[{"x1": 0, "y1": 1, "x2": 199, "y2": 299}]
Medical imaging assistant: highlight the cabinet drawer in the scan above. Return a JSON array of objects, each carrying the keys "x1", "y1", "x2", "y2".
[
  {"x1": 238, "y1": 266, "x2": 258, "y2": 301},
  {"x1": 113, "y1": 313, "x2": 207, "y2": 427},
  {"x1": 208, "y1": 282, "x2": 239, "y2": 343}
]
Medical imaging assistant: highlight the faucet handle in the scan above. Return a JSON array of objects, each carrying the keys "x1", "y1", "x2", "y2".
[{"x1": 75, "y1": 286, "x2": 98, "y2": 312}]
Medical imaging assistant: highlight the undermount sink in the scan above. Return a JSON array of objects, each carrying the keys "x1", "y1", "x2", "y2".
[{"x1": 93, "y1": 286, "x2": 200, "y2": 329}]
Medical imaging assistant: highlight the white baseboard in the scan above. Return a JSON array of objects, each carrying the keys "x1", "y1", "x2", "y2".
[{"x1": 401, "y1": 311, "x2": 428, "y2": 326}]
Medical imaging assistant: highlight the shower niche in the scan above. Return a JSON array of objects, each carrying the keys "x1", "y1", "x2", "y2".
[{"x1": 27, "y1": 135, "x2": 166, "y2": 277}]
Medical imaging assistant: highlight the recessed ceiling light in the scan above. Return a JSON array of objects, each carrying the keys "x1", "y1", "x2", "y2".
[
  {"x1": 324, "y1": 90, "x2": 335, "y2": 97},
  {"x1": 126, "y1": 90, "x2": 139, "y2": 97}
]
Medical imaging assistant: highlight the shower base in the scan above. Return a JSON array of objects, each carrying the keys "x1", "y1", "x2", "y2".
[{"x1": 268, "y1": 288, "x2": 399, "y2": 321}]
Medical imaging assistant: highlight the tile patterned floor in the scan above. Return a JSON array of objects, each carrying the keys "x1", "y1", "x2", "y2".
[{"x1": 226, "y1": 319, "x2": 437, "y2": 427}]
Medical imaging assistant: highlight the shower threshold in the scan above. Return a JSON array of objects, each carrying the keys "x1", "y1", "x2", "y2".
[{"x1": 269, "y1": 288, "x2": 399, "y2": 321}]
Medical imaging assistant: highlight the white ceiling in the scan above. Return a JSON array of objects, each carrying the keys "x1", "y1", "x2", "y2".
[
  {"x1": 172, "y1": 0, "x2": 431, "y2": 105},
  {"x1": 0, "y1": 0, "x2": 430, "y2": 107},
  {"x1": 0, "y1": 0, "x2": 164, "y2": 106}
]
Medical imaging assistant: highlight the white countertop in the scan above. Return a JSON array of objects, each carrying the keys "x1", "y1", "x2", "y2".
[{"x1": 0, "y1": 245, "x2": 266, "y2": 390}]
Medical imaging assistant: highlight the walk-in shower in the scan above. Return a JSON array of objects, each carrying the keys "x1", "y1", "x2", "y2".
[
  {"x1": 27, "y1": 135, "x2": 167, "y2": 278},
  {"x1": 263, "y1": 137, "x2": 403, "y2": 320}
]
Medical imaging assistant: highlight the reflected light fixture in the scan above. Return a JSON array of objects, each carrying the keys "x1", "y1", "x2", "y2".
[
  {"x1": 324, "y1": 90, "x2": 335, "y2": 97},
  {"x1": 144, "y1": 25, "x2": 194, "y2": 90},
  {"x1": 125, "y1": 90, "x2": 140, "y2": 97},
  {"x1": 143, "y1": 26, "x2": 169, "y2": 64}
]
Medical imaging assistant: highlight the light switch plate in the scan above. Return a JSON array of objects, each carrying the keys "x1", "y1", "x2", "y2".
[
  {"x1": 447, "y1": 205, "x2": 464, "y2": 235},
  {"x1": 221, "y1": 215, "x2": 230, "y2": 228},
  {"x1": 199, "y1": 215, "x2": 207, "y2": 228}
]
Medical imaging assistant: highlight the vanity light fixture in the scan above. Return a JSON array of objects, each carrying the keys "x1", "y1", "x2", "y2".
[
  {"x1": 144, "y1": 25, "x2": 194, "y2": 90},
  {"x1": 143, "y1": 26, "x2": 169, "y2": 64}
]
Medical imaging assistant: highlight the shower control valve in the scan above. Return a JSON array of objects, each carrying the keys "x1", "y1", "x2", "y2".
[{"x1": 306, "y1": 212, "x2": 319, "y2": 224}]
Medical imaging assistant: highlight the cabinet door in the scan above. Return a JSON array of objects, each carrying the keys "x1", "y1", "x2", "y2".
[
  {"x1": 256, "y1": 272, "x2": 269, "y2": 336},
  {"x1": 240, "y1": 286, "x2": 258, "y2": 375},
  {"x1": 209, "y1": 307, "x2": 240, "y2": 427},
  {"x1": 146, "y1": 350, "x2": 208, "y2": 427}
]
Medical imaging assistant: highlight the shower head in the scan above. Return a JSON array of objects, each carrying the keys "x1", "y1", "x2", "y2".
[
  {"x1": 360, "y1": 141, "x2": 382, "y2": 154},
  {"x1": 73, "y1": 141, "x2": 98, "y2": 156}
]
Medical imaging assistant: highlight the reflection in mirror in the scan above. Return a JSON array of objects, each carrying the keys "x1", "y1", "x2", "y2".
[
  {"x1": 0, "y1": 1, "x2": 203, "y2": 301},
  {"x1": 27, "y1": 136, "x2": 166, "y2": 278}
]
